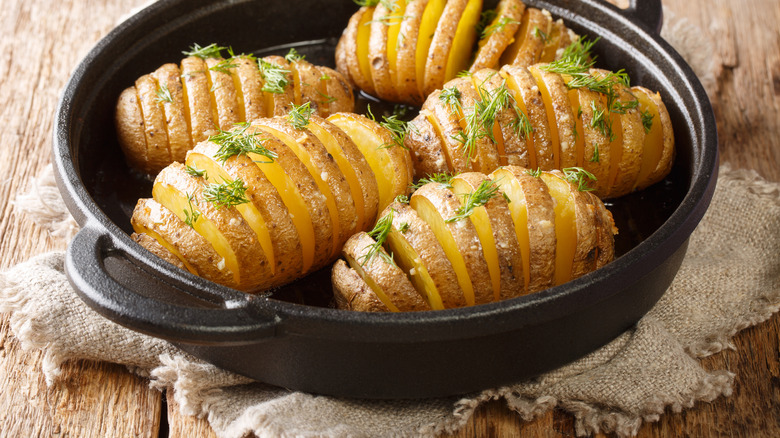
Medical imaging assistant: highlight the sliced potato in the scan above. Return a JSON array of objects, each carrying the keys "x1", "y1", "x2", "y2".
[
  {"x1": 528, "y1": 64, "x2": 577, "y2": 169},
  {"x1": 135, "y1": 73, "x2": 171, "y2": 173},
  {"x1": 422, "y1": 87, "x2": 474, "y2": 173},
  {"x1": 320, "y1": 66, "x2": 356, "y2": 115},
  {"x1": 332, "y1": 259, "x2": 390, "y2": 312},
  {"x1": 395, "y1": 0, "x2": 429, "y2": 105},
  {"x1": 404, "y1": 110, "x2": 451, "y2": 177},
  {"x1": 231, "y1": 55, "x2": 266, "y2": 123},
  {"x1": 500, "y1": 7, "x2": 552, "y2": 68},
  {"x1": 470, "y1": 0, "x2": 525, "y2": 73},
  {"x1": 337, "y1": 7, "x2": 376, "y2": 95},
  {"x1": 343, "y1": 232, "x2": 431, "y2": 312},
  {"x1": 571, "y1": 86, "x2": 612, "y2": 197},
  {"x1": 452, "y1": 76, "x2": 501, "y2": 173},
  {"x1": 368, "y1": 1, "x2": 401, "y2": 102},
  {"x1": 205, "y1": 57, "x2": 240, "y2": 130},
  {"x1": 260, "y1": 56, "x2": 296, "y2": 116},
  {"x1": 116, "y1": 87, "x2": 149, "y2": 172},
  {"x1": 152, "y1": 63, "x2": 192, "y2": 164},
  {"x1": 132, "y1": 232, "x2": 186, "y2": 271},
  {"x1": 180, "y1": 56, "x2": 217, "y2": 144},
  {"x1": 415, "y1": 0, "x2": 447, "y2": 98},
  {"x1": 632, "y1": 86, "x2": 675, "y2": 190},
  {"x1": 423, "y1": 0, "x2": 469, "y2": 97},
  {"x1": 443, "y1": 0, "x2": 483, "y2": 80}
]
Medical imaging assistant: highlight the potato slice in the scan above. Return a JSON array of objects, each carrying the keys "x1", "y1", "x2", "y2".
[
  {"x1": 231, "y1": 55, "x2": 266, "y2": 123},
  {"x1": 572, "y1": 86, "x2": 613, "y2": 197},
  {"x1": 306, "y1": 115, "x2": 379, "y2": 232},
  {"x1": 499, "y1": 8, "x2": 552, "y2": 68},
  {"x1": 592, "y1": 194, "x2": 617, "y2": 268},
  {"x1": 470, "y1": 0, "x2": 525, "y2": 73},
  {"x1": 131, "y1": 198, "x2": 234, "y2": 287},
  {"x1": 411, "y1": 182, "x2": 494, "y2": 306},
  {"x1": 528, "y1": 64, "x2": 577, "y2": 169},
  {"x1": 342, "y1": 232, "x2": 431, "y2": 312},
  {"x1": 205, "y1": 57, "x2": 240, "y2": 130},
  {"x1": 453, "y1": 75, "x2": 502, "y2": 173},
  {"x1": 132, "y1": 232, "x2": 187, "y2": 272},
  {"x1": 451, "y1": 172, "x2": 525, "y2": 300},
  {"x1": 422, "y1": 87, "x2": 474, "y2": 173},
  {"x1": 320, "y1": 66, "x2": 356, "y2": 115},
  {"x1": 538, "y1": 171, "x2": 578, "y2": 285},
  {"x1": 404, "y1": 110, "x2": 450, "y2": 177},
  {"x1": 289, "y1": 58, "x2": 326, "y2": 115},
  {"x1": 258, "y1": 56, "x2": 296, "y2": 116},
  {"x1": 332, "y1": 259, "x2": 390, "y2": 312},
  {"x1": 338, "y1": 6, "x2": 376, "y2": 96},
  {"x1": 116, "y1": 87, "x2": 149, "y2": 172},
  {"x1": 415, "y1": 0, "x2": 447, "y2": 97},
  {"x1": 368, "y1": 1, "x2": 401, "y2": 102},
  {"x1": 501, "y1": 65, "x2": 555, "y2": 170},
  {"x1": 423, "y1": 0, "x2": 469, "y2": 97},
  {"x1": 181, "y1": 56, "x2": 217, "y2": 144},
  {"x1": 395, "y1": 0, "x2": 429, "y2": 105},
  {"x1": 327, "y1": 113, "x2": 413, "y2": 212},
  {"x1": 384, "y1": 0, "x2": 407, "y2": 94},
  {"x1": 253, "y1": 118, "x2": 355, "y2": 259},
  {"x1": 152, "y1": 63, "x2": 192, "y2": 164},
  {"x1": 490, "y1": 166, "x2": 555, "y2": 293},
  {"x1": 632, "y1": 86, "x2": 675, "y2": 190},
  {"x1": 383, "y1": 202, "x2": 465, "y2": 309},
  {"x1": 443, "y1": 0, "x2": 482, "y2": 80},
  {"x1": 134, "y1": 73, "x2": 171, "y2": 173},
  {"x1": 152, "y1": 162, "x2": 269, "y2": 291}
]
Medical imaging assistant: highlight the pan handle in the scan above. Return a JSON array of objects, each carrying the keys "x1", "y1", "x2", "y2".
[
  {"x1": 614, "y1": 0, "x2": 664, "y2": 34},
  {"x1": 66, "y1": 224, "x2": 279, "y2": 345}
]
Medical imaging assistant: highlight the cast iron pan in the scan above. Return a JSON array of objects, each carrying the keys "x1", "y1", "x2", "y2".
[{"x1": 53, "y1": 0, "x2": 718, "y2": 399}]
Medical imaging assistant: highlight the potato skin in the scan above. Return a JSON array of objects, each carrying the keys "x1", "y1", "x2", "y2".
[
  {"x1": 332, "y1": 259, "x2": 390, "y2": 312},
  {"x1": 469, "y1": 0, "x2": 525, "y2": 73}
]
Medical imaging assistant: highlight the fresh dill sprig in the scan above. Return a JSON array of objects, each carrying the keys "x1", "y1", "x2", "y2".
[
  {"x1": 184, "y1": 165, "x2": 208, "y2": 179},
  {"x1": 410, "y1": 173, "x2": 453, "y2": 191},
  {"x1": 183, "y1": 193, "x2": 201, "y2": 228},
  {"x1": 316, "y1": 89, "x2": 338, "y2": 104},
  {"x1": 641, "y1": 109, "x2": 654, "y2": 133},
  {"x1": 285, "y1": 48, "x2": 305, "y2": 63},
  {"x1": 183, "y1": 43, "x2": 226, "y2": 59},
  {"x1": 562, "y1": 167, "x2": 597, "y2": 192},
  {"x1": 202, "y1": 178, "x2": 250, "y2": 209},
  {"x1": 367, "y1": 104, "x2": 410, "y2": 150},
  {"x1": 590, "y1": 100, "x2": 615, "y2": 142},
  {"x1": 439, "y1": 86, "x2": 463, "y2": 115},
  {"x1": 482, "y1": 16, "x2": 518, "y2": 38},
  {"x1": 359, "y1": 209, "x2": 395, "y2": 266},
  {"x1": 258, "y1": 59, "x2": 291, "y2": 94},
  {"x1": 526, "y1": 168, "x2": 542, "y2": 178},
  {"x1": 319, "y1": 72, "x2": 331, "y2": 81},
  {"x1": 456, "y1": 70, "x2": 474, "y2": 78},
  {"x1": 208, "y1": 57, "x2": 239, "y2": 74},
  {"x1": 446, "y1": 179, "x2": 501, "y2": 223},
  {"x1": 287, "y1": 102, "x2": 315, "y2": 130},
  {"x1": 209, "y1": 122, "x2": 277, "y2": 163},
  {"x1": 155, "y1": 84, "x2": 173, "y2": 104},
  {"x1": 590, "y1": 143, "x2": 600, "y2": 163},
  {"x1": 398, "y1": 221, "x2": 410, "y2": 233},
  {"x1": 353, "y1": 0, "x2": 379, "y2": 5},
  {"x1": 532, "y1": 26, "x2": 550, "y2": 43},
  {"x1": 475, "y1": 9, "x2": 498, "y2": 38}
]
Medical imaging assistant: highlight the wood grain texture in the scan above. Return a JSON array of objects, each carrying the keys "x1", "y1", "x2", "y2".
[{"x1": 0, "y1": 0, "x2": 777, "y2": 437}]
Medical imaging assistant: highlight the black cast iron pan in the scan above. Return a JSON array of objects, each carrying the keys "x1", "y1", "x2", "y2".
[{"x1": 53, "y1": 0, "x2": 718, "y2": 399}]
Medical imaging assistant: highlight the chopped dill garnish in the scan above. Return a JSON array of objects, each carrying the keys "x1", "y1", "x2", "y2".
[
  {"x1": 483, "y1": 16, "x2": 518, "y2": 38},
  {"x1": 398, "y1": 221, "x2": 410, "y2": 233},
  {"x1": 641, "y1": 109, "x2": 654, "y2": 133},
  {"x1": 532, "y1": 26, "x2": 549, "y2": 43},
  {"x1": 316, "y1": 89, "x2": 338, "y2": 104},
  {"x1": 209, "y1": 122, "x2": 277, "y2": 163},
  {"x1": 183, "y1": 193, "x2": 201, "y2": 228},
  {"x1": 590, "y1": 143, "x2": 600, "y2": 163},
  {"x1": 590, "y1": 101, "x2": 615, "y2": 142},
  {"x1": 610, "y1": 96, "x2": 639, "y2": 114},
  {"x1": 258, "y1": 59, "x2": 290, "y2": 94},
  {"x1": 475, "y1": 9, "x2": 498, "y2": 37},
  {"x1": 202, "y1": 178, "x2": 250, "y2": 209},
  {"x1": 319, "y1": 72, "x2": 332, "y2": 81},
  {"x1": 155, "y1": 83, "x2": 173, "y2": 104},
  {"x1": 183, "y1": 43, "x2": 226, "y2": 59},
  {"x1": 184, "y1": 165, "x2": 207, "y2": 179},
  {"x1": 410, "y1": 173, "x2": 453, "y2": 191},
  {"x1": 287, "y1": 102, "x2": 315, "y2": 130},
  {"x1": 395, "y1": 194, "x2": 409, "y2": 204},
  {"x1": 439, "y1": 86, "x2": 463, "y2": 115},
  {"x1": 446, "y1": 179, "x2": 501, "y2": 223},
  {"x1": 526, "y1": 168, "x2": 542, "y2": 178},
  {"x1": 208, "y1": 57, "x2": 239, "y2": 74},
  {"x1": 367, "y1": 104, "x2": 410, "y2": 149},
  {"x1": 456, "y1": 70, "x2": 474, "y2": 78},
  {"x1": 562, "y1": 167, "x2": 597, "y2": 192},
  {"x1": 359, "y1": 209, "x2": 395, "y2": 266},
  {"x1": 285, "y1": 48, "x2": 305, "y2": 63},
  {"x1": 353, "y1": 0, "x2": 379, "y2": 5}
]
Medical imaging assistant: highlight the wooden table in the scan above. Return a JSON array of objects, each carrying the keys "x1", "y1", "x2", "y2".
[{"x1": 1, "y1": 0, "x2": 777, "y2": 436}]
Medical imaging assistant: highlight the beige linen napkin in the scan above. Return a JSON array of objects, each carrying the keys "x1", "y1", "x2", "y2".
[{"x1": 3, "y1": 10, "x2": 778, "y2": 438}]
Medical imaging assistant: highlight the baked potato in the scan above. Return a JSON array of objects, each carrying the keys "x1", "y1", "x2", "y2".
[
  {"x1": 130, "y1": 112, "x2": 413, "y2": 292},
  {"x1": 116, "y1": 45, "x2": 355, "y2": 175},
  {"x1": 332, "y1": 166, "x2": 617, "y2": 311},
  {"x1": 335, "y1": 0, "x2": 578, "y2": 105},
  {"x1": 403, "y1": 57, "x2": 675, "y2": 198}
]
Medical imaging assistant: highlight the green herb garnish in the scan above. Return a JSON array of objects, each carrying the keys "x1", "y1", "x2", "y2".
[
  {"x1": 526, "y1": 168, "x2": 542, "y2": 178},
  {"x1": 287, "y1": 102, "x2": 315, "y2": 130},
  {"x1": 183, "y1": 193, "x2": 201, "y2": 228},
  {"x1": 184, "y1": 165, "x2": 208, "y2": 179},
  {"x1": 259, "y1": 59, "x2": 290, "y2": 94},
  {"x1": 202, "y1": 178, "x2": 250, "y2": 209},
  {"x1": 359, "y1": 209, "x2": 395, "y2": 266},
  {"x1": 446, "y1": 179, "x2": 501, "y2": 223},
  {"x1": 641, "y1": 109, "x2": 654, "y2": 133},
  {"x1": 483, "y1": 16, "x2": 518, "y2": 38},
  {"x1": 183, "y1": 43, "x2": 226, "y2": 59},
  {"x1": 285, "y1": 48, "x2": 305, "y2": 63},
  {"x1": 155, "y1": 83, "x2": 173, "y2": 104},
  {"x1": 209, "y1": 122, "x2": 277, "y2": 163},
  {"x1": 410, "y1": 173, "x2": 453, "y2": 191},
  {"x1": 562, "y1": 167, "x2": 597, "y2": 192},
  {"x1": 589, "y1": 143, "x2": 600, "y2": 163}
]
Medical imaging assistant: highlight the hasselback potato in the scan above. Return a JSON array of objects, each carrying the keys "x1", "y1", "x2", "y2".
[
  {"x1": 116, "y1": 45, "x2": 355, "y2": 175},
  {"x1": 130, "y1": 112, "x2": 413, "y2": 292},
  {"x1": 332, "y1": 166, "x2": 617, "y2": 312},
  {"x1": 335, "y1": 0, "x2": 578, "y2": 105},
  {"x1": 404, "y1": 57, "x2": 674, "y2": 198}
]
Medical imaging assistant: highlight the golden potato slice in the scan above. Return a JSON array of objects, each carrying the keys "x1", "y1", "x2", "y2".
[
  {"x1": 185, "y1": 140, "x2": 304, "y2": 283},
  {"x1": 592, "y1": 194, "x2": 617, "y2": 268},
  {"x1": 116, "y1": 87, "x2": 149, "y2": 172},
  {"x1": 538, "y1": 171, "x2": 578, "y2": 285},
  {"x1": 471, "y1": 68, "x2": 532, "y2": 168},
  {"x1": 490, "y1": 166, "x2": 555, "y2": 293},
  {"x1": 368, "y1": 1, "x2": 401, "y2": 102},
  {"x1": 152, "y1": 63, "x2": 192, "y2": 164},
  {"x1": 151, "y1": 163, "x2": 270, "y2": 291},
  {"x1": 528, "y1": 64, "x2": 577, "y2": 169},
  {"x1": 501, "y1": 65, "x2": 555, "y2": 170},
  {"x1": 343, "y1": 232, "x2": 431, "y2": 312},
  {"x1": 384, "y1": 0, "x2": 407, "y2": 94},
  {"x1": 134, "y1": 73, "x2": 171, "y2": 173},
  {"x1": 451, "y1": 172, "x2": 525, "y2": 301},
  {"x1": 319, "y1": 66, "x2": 356, "y2": 115},
  {"x1": 572, "y1": 86, "x2": 613, "y2": 197},
  {"x1": 500, "y1": 8, "x2": 552, "y2": 68},
  {"x1": 253, "y1": 118, "x2": 355, "y2": 259},
  {"x1": 337, "y1": 7, "x2": 375, "y2": 95},
  {"x1": 131, "y1": 198, "x2": 234, "y2": 287},
  {"x1": 327, "y1": 112, "x2": 413, "y2": 212},
  {"x1": 180, "y1": 56, "x2": 217, "y2": 144},
  {"x1": 415, "y1": 0, "x2": 447, "y2": 98},
  {"x1": 632, "y1": 86, "x2": 675, "y2": 190},
  {"x1": 395, "y1": 0, "x2": 429, "y2": 105},
  {"x1": 332, "y1": 259, "x2": 390, "y2": 312},
  {"x1": 132, "y1": 232, "x2": 186, "y2": 271},
  {"x1": 422, "y1": 87, "x2": 474, "y2": 173},
  {"x1": 383, "y1": 202, "x2": 466, "y2": 309},
  {"x1": 453, "y1": 75, "x2": 502, "y2": 173},
  {"x1": 470, "y1": 0, "x2": 525, "y2": 73},
  {"x1": 259, "y1": 56, "x2": 296, "y2": 116},
  {"x1": 205, "y1": 57, "x2": 240, "y2": 130},
  {"x1": 443, "y1": 0, "x2": 482, "y2": 80},
  {"x1": 306, "y1": 115, "x2": 379, "y2": 232},
  {"x1": 423, "y1": 0, "x2": 468, "y2": 97},
  {"x1": 404, "y1": 110, "x2": 451, "y2": 177},
  {"x1": 231, "y1": 55, "x2": 266, "y2": 122},
  {"x1": 288, "y1": 57, "x2": 323, "y2": 114},
  {"x1": 411, "y1": 182, "x2": 494, "y2": 306}
]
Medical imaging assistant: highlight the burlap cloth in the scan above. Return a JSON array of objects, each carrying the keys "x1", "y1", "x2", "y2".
[{"x1": 2, "y1": 10, "x2": 778, "y2": 438}]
